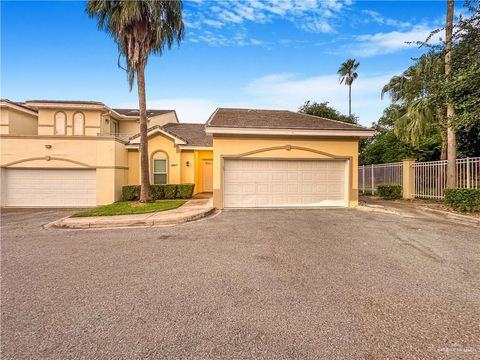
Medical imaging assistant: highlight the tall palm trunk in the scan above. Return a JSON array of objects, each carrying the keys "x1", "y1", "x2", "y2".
[
  {"x1": 440, "y1": 130, "x2": 448, "y2": 160},
  {"x1": 348, "y1": 84, "x2": 352, "y2": 117},
  {"x1": 445, "y1": 0, "x2": 456, "y2": 188},
  {"x1": 137, "y1": 64, "x2": 151, "y2": 202}
]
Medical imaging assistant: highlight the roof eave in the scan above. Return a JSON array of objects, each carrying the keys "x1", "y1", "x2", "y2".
[{"x1": 205, "y1": 127, "x2": 375, "y2": 137}]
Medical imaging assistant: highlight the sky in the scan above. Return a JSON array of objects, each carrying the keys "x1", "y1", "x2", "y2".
[{"x1": 0, "y1": 0, "x2": 460, "y2": 126}]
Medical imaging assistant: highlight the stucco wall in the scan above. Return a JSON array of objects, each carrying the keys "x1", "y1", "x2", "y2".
[
  {"x1": 180, "y1": 151, "x2": 195, "y2": 184},
  {"x1": 0, "y1": 108, "x2": 9, "y2": 135},
  {"x1": 0, "y1": 136, "x2": 128, "y2": 205},
  {"x1": 212, "y1": 136, "x2": 359, "y2": 208},
  {"x1": 37, "y1": 109, "x2": 103, "y2": 136},
  {"x1": 8, "y1": 109, "x2": 37, "y2": 135}
]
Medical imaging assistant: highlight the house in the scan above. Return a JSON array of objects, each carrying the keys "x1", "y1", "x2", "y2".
[{"x1": 0, "y1": 100, "x2": 373, "y2": 208}]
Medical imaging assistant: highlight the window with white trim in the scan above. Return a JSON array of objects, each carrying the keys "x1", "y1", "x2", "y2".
[
  {"x1": 54, "y1": 112, "x2": 66, "y2": 135},
  {"x1": 73, "y1": 112, "x2": 85, "y2": 135},
  {"x1": 153, "y1": 158, "x2": 168, "y2": 184}
]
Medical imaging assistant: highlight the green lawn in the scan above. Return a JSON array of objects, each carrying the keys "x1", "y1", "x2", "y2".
[{"x1": 72, "y1": 200, "x2": 186, "y2": 217}]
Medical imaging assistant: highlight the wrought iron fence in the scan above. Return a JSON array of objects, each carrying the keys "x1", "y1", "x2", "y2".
[
  {"x1": 413, "y1": 157, "x2": 480, "y2": 199},
  {"x1": 359, "y1": 157, "x2": 480, "y2": 199},
  {"x1": 358, "y1": 162, "x2": 403, "y2": 194}
]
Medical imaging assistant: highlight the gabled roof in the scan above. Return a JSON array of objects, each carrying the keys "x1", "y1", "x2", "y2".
[
  {"x1": 25, "y1": 99, "x2": 105, "y2": 105},
  {"x1": 113, "y1": 108, "x2": 174, "y2": 118},
  {"x1": 0, "y1": 99, "x2": 38, "y2": 115},
  {"x1": 206, "y1": 108, "x2": 371, "y2": 131},
  {"x1": 162, "y1": 123, "x2": 212, "y2": 147},
  {"x1": 128, "y1": 123, "x2": 212, "y2": 148}
]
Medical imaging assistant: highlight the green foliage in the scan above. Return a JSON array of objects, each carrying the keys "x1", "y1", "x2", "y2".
[
  {"x1": 163, "y1": 184, "x2": 178, "y2": 199},
  {"x1": 360, "y1": 130, "x2": 441, "y2": 165},
  {"x1": 379, "y1": 2, "x2": 480, "y2": 157},
  {"x1": 337, "y1": 58, "x2": 360, "y2": 86},
  {"x1": 176, "y1": 184, "x2": 195, "y2": 199},
  {"x1": 151, "y1": 185, "x2": 165, "y2": 200},
  {"x1": 299, "y1": 100, "x2": 358, "y2": 124},
  {"x1": 122, "y1": 185, "x2": 140, "y2": 201},
  {"x1": 444, "y1": 188, "x2": 480, "y2": 212},
  {"x1": 72, "y1": 200, "x2": 186, "y2": 217},
  {"x1": 121, "y1": 184, "x2": 194, "y2": 201},
  {"x1": 86, "y1": 0, "x2": 185, "y2": 89},
  {"x1": 377, "y1": 184, "x2": 402, "y2": 200}
]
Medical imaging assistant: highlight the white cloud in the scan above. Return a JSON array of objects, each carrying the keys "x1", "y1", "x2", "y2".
[
  {"x1": 184, "y1": 0, "x2": 352, "y2": 46},
  {"x1": 243, "y1": 72, "x2": 397, "y2": 125},
  {"x1": 361, "y1": 10, "x2": 411, "y2": 28},
  {"x1": 347, "y1": 24, "x2": 442, "y2": 57},
  {"x1": 116, "y1": 71, "x2": 397, "y2": 126}
]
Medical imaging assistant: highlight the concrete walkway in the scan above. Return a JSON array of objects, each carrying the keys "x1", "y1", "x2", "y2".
[
  {"x1": 359, "y1": 195, "x2": 480, "y2": 227},
  {"x1": 47, "y1": 195, "x2": 215, "y2": 229}
]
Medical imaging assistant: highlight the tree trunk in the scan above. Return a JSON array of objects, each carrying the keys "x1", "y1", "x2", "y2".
[
  {"x1": 440, "y1": 130, "x2": 448, "y2": 160},
  {"x1": 348, "y1": 84, "x2": 352, "y2": 117},
  {"x1": 137, "y1": 64, "x2": 151, "y2": 202},
  {"x1": 445, "y1": 0, "x2": 456, "y2": 188}
]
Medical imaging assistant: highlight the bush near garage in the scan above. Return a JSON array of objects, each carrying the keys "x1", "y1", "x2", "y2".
[
  {"x1": 377, "y1": 184, "x2": 402, "y2": 200},
  {"x1": 121, "y1": 184, "x2": 195, "y2": 201},
  {"x1": 444, "y1": 188, "x2": 480, "y2": 212}
]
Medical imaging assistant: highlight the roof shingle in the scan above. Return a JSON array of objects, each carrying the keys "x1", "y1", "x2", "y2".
[
  {"x1": 207, "y1": 108, "x2": 372, "y2": 131},
  {"x1": 113, "y1": 108, "x2": 174, "y2": 118},
  {"x1": 162, "y1": 123, "x2": 212, "y2": 147}
]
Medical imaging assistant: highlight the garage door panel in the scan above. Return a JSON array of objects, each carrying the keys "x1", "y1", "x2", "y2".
[
  {"x1": 224, "y1": 159, "x2": 347, "y2": 208},
  {"x1": 5, "y1": 169, "x2": 96, "y2": 207}
]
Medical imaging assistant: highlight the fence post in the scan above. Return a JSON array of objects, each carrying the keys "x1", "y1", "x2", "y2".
[
  {"x1": 371, "y1": 165, "x2": 374, "y2": 195},
  {"x1": 362, "y1": 165, "x2": 365, "y2": 193},
  {"x1": 466, "y1": 157, "x2": 471, "y2": 189},
  {"x1": 402, "y1": 159, "x2": 415, "y2": 199}
]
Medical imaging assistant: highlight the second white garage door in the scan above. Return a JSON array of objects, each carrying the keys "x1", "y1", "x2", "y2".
[
  {"x1": 223, "y1": 159, "x2": 347, "y2": 208},
  {"x1": 4, "y1": 169, "x2": 96, "y2": 207}
]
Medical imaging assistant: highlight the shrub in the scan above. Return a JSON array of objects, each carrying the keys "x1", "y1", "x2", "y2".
[
  {"x1": 150, "y1": 185, "x2": 165, "y2": 200},
  {"x1": 163, "y1": 184, "x2": 178, "y2": 199},
  {"x1": 444, "y1": 188, "x2": 480, "y2": 212},
  {"x1": 177, "y1": 184, "x2": 195, "y2": 199},
  {"x1": 377, "y1": 184, "x2": 402, "y2": 200},
  {"x1": 122, "y1": 185, "x2": 140, "y2": 201},
  {"x1": 122, "y1": 184, "x2": 195, "y2": 201}
]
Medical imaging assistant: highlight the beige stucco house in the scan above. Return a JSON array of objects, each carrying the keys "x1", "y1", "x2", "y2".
[{"x1": 0, "y1": 99, "x2": 373, "y2": 208}]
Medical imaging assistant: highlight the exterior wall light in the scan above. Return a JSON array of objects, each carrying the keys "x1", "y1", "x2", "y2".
[
  {"x1": 186, "y1": 161, "x2": 191, "y2": 167},
  {"x1": 45, "y1": 145, "x2": 52, "y2": 149}
]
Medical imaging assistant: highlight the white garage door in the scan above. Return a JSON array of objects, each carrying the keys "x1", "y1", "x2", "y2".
[
  {"x1": 224, "y1": 159, "x2": 347, "y2": 208},
  {"x1": 5, "y1": 169, "x2": 96, "y2": 207}
]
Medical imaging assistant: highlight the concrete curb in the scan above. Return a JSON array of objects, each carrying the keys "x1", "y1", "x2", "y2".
[
  {"x1": 45, "y1": 207, "x2": 216, "y2": 230},
  {"x1": 418, "y1": 206, "x2": 480, "y2": 226},
  {"x1": 356, "y1": 204, "x2": 401, "y2": 216}
]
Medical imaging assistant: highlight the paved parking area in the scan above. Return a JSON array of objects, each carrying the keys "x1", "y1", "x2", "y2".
[{"x1": 1, "y1": 208, "x2": 479, "y2": 359}]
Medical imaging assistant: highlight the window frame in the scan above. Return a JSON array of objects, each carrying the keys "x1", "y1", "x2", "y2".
[
  {"x1": 54, "y1": 111, "x2": 67, "y2": 135},
  {"x1": 152, "y1": 158, "x2": 168, "y2": 185},
  {"x1": 72, "y1": 111, "x2": 85, "y2": 136}
]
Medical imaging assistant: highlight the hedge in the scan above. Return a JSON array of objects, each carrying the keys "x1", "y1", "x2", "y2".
[
  {"x1": 444, "y1": 188, "x2": 480, "y2": 212},
  {"x1": 377, "y1": 184, "x2": 402, "y2": 200},
  {"x1": 121, "y1": 184, "x2": 195, "y2": 201}
]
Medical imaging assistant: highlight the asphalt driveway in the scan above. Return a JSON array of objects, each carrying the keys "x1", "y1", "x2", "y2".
[{"x1": 1, "y1": 208, "x2": 479, "y2": 359}]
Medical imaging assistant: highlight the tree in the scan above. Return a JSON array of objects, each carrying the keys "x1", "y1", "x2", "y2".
[
  {"x1": 298, "y1": 100, "x2": 358, "y2": 124},
  {"x1": 359, "y1": 105, "x2": 442, "y2": 165},
  {"x1": 86, "y1": 0, "x2": 184, "y2": 202},
  {"x1": 337, "y1": 59, "x2": 360, "y2": 117},
  {"x1": 445, "y1": 0, "x2": 456, "y2": 188}
]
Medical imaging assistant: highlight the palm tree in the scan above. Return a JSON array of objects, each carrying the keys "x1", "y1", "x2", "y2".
[
  {"x1": 337, "y1": 59, "x2": 360, "y2": 117},
  {"x1": 86, "y1": 0, "x2": 184, "y2": 202},
  {"x1": 381, "y1": 53, "x2": 449, "y2": 160},
  {"x1": 445, "y1": 0, "x2": 456, "y2": 188}
]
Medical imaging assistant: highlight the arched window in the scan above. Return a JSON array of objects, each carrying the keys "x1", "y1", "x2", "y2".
[
  {"x1": 152, "y1": 151, "x2": 168, "y2": 184},
  {"x1": 54, "y1": 112, "x2": 66, "y2": 135},
  {"x1": 73, "y1": 112, "x2": 85, "y2": 136}
]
